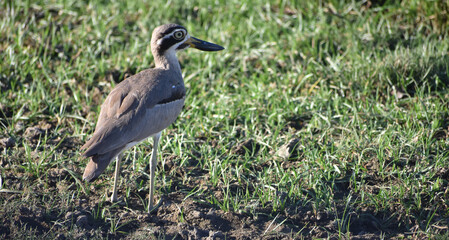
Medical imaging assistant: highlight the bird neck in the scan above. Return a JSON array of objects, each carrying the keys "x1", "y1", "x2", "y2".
[{"x1": 153, "y1": 49, "x2": 182, "y2": 75}]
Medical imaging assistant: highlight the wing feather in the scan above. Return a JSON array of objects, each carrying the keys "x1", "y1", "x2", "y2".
[{"x1": 81, "y1": 68, "x2": 185, "y2": 159}]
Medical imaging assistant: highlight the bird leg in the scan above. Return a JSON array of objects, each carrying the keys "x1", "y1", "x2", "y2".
[
  {"x1": 111, "y1": 153, "x2": 122, "y2": 202},
  {"x1": 148, "y1": 133, "x2": 161, "y2": 213}
]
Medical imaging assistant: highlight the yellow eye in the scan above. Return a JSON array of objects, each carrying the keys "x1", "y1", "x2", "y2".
[{"x1": 173, "y1": 31, "x2": 185, "y2": 40}]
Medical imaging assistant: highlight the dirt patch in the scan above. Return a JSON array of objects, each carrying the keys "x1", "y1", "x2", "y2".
[
  {"x1": 0, "y1": 163, "x2": 417, "y2": 240},
  {"x1": 231, "y1": 139, "x2": 261, "y2": 156},
  {"x1": 0, "y1": 192, "x2": 389, "y2": 239}
]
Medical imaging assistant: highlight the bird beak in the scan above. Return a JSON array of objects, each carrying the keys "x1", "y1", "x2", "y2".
[{"x1": 185, "y1": 36, "x2": 224, "y2": 51}]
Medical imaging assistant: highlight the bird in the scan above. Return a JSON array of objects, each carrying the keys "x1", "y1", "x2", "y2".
[{"x1": 81, "y1": 23, "x2": 224, "y2": 212}]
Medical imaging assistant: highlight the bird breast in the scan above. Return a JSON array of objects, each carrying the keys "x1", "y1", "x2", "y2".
[{"x1": 136, "y1": 97, "x2": 185, "y2": 140}]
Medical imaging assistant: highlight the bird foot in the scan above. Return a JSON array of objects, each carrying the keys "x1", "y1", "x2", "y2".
[
  {"x1": 148, "y1": 198, "x2": 163, "y2": 214},
  {"x1": 110, "y1": 194, "x2": 122, "y2": 203}
]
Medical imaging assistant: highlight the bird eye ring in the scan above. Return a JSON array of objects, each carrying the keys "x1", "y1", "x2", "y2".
[{"x1": 173, "y1": 31, "x2": 185, "y2": 40}]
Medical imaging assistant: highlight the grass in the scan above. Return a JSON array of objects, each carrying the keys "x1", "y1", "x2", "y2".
[{"x1": 1, "y1": 0, "x2": 449, "y2": 239}]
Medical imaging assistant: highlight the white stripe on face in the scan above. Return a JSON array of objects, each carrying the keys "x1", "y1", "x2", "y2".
[{"x1": 156, "y1": 29, "x2": 187, "y2": 45}]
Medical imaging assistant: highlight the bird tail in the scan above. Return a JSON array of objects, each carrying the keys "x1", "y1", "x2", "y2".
[{"x1": 82, "y1": 150, "x2": 121, "y2": 182}]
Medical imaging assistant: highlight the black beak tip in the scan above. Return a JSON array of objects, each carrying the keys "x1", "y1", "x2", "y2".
[
  {"x1": 192, "y1": 37, "x2": 225, "y2": 51},
  {"x1": 197, "y1": 43, "x2": 225, "y2": 52},
  {"x1": 208, "y1": 45, "x2": 225, "y2": 51}
]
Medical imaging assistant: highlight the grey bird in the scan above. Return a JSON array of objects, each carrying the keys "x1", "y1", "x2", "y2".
[{"x1": 81, "y1": 23, "x2": 224, "y2": 212}]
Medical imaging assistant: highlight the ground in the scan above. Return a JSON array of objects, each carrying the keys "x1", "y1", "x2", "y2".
[
  {"x1": 1, "y1": 0, "x2": 449, "y2": 239},
  {"x1": 0, "y1": 125, "x2": 441, "y2": 239}
]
